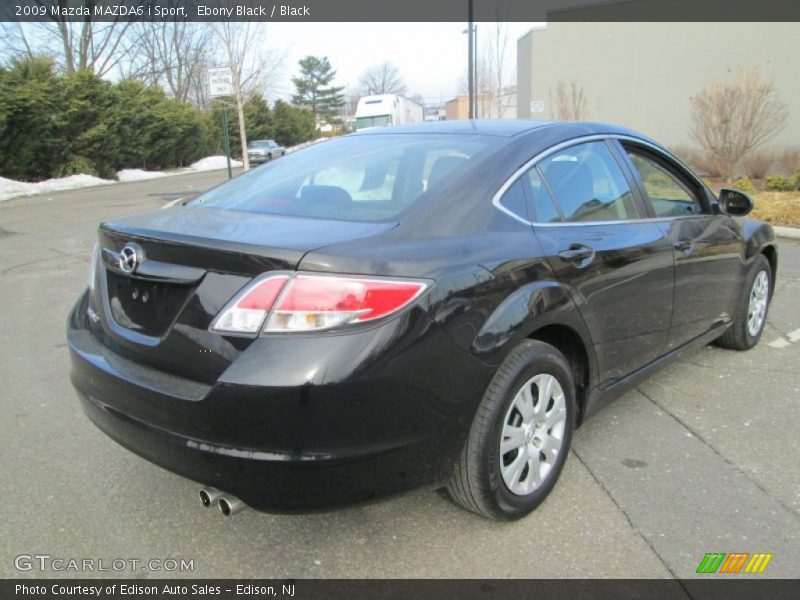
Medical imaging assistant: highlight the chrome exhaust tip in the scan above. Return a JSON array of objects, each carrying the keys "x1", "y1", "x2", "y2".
[
  {"x1": 218, "y1": 494, "x2": 246, "y2": 517},
  {"x1": 199, "y1": 487, "x2": 223, "y2": 508}
]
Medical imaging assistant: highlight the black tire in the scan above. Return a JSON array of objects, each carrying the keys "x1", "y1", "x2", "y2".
[
  {"x1": 716, "y1": 254, "x2": 772, "y2": 351},
  {"x1": 447, "y1": 340, "x2": 576, "y2": 520}
]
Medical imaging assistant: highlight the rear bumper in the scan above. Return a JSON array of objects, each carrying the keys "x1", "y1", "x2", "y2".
[
  {"x1": 247, "y1": 153, "x2": 269, "y2": 163},
  {"x1": 67, "y1": 293, "x2": 491, "y2": 511}
]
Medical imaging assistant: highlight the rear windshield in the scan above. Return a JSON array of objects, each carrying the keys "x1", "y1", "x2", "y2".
[
  {"x1": 248, "y1": 141, "x2": 272, "y2": 148},
  {"x1": 191, "y1": 133, "x2": 499, "y2": 222}
]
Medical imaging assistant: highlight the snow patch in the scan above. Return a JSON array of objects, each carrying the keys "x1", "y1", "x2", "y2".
[
  {"x1": 189, "y1": 156, "x2": 243, "y2": 171},
  {"x1": 117, "y1": 169, "x2": 169, "y2": 182},
  {"x1": 0, "y1": 174, "x2": 113, "y2": 202},
  {"x1": 0, "y1": 144, "x2": 324, "y2": 202}
]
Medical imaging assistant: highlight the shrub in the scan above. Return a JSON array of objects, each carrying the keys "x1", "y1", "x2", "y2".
[
  {"x1": 689, "y1": 69, "x2": 788, "y2": 182},
  {"x1": 730, "y1": 176, "x2": 756, "y2": 194},
  {"x1": 58, "y1": 156, "x2": 103, "y2": 179},
  {"x1": 764, "y1": 176, "x2": 795, "y2": 192},
  {"x1": 669, "y1": 145, "x2": 719, "y2": 177},
  {"x1": 741, "y1": 150, "x2": 774, "y2": 179},
  {"x1": 777, "y1": 148, "x2": 800, "y2": 176}
]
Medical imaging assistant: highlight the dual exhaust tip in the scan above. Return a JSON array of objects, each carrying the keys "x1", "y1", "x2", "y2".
[{"x1": 199, "y1": 487, "x2": 246, "y2": 517}]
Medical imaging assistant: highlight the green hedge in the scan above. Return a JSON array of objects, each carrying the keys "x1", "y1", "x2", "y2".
[{"x1": 0, "y1": 58, "x2": 318, "y2": 182}]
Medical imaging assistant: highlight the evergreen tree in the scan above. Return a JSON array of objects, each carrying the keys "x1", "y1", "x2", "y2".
[
  {"x1": 273, "y1": 100, "x2": 317, "y2": 146},
  {"x1": 244, "y1": 94, "x2": 275, "y2": 144},
  {"x1": 0, "y1": 57, "x2": 61, "y2": 181},
  {"x1": 291, "y1": 56, "x2": 344, "y2": 124}
]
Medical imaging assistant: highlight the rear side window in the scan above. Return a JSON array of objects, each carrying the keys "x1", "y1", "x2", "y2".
[
  {"x1": 526, "y1": 168, "x2": 561, "y2": 223},
  {"x1": 192, "y1": 134, "x2": 499, "y2": 222},
  {"x1": 497, "y1": 179, "x2": 528, "y2": 220},
  {"x1": 539, "y1": 141, "x2": 641, "y2": 222},
  {"x1": 626, "y1": 151, "x2": 704, "y2": 217}
]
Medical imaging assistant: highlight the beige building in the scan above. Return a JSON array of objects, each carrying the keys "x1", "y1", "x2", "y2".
[
  {"x1": 517, "y1": 23, "x2": 800, "y2": 148},
  {"x1": 446, "y1": 89, "x2": 517, "y2": 121},
  {"x1": 445, "y1": 95, "x2": 470, "y2": 120}
]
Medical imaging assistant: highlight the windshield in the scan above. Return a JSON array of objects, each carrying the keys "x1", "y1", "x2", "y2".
[
  {"x1": 248, "y1": 141, "x2": 272, "y2": 148},
  {"x1": 356, "y1": 115, "x2": 392, "y2": 129},
  {"x1": 191, "y1": 133, "x2": 500, "y2": 222}
]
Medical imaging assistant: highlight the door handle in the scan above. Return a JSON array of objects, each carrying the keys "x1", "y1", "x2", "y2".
[
  {"x1": 673, "y1": 239, "x2": 693, "y2": 253},
  {"x1": 558, "y1": 244, "x2": 595, "y2": 264}
]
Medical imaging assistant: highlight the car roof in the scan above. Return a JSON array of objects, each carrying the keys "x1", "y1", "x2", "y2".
[{"x1": 352, "y1": 119, "x2": 648, "y2": 139}]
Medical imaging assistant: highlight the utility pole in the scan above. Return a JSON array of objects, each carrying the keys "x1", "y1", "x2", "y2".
[
  {"x1": 221, "y1": 105, "x2": 233, "y2": 180},
  {"x1": 473, "y1": 25, "x2": 478, "y2": 118},
  {"x1": 467, "y1": 0, "x2": 474, "y2": 119}
]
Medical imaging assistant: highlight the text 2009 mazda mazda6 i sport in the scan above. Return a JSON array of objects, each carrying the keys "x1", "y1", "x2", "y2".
[{"x1": 68, "y1": 120, "x2": 778, "y2": 520}]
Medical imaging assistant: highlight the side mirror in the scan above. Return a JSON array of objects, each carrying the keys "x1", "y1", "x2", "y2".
[{"x1": 718, "y1": 188, "x2": 754, "y2": 217}]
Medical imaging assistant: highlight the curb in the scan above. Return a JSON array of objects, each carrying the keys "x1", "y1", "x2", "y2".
[{"x1": 773, "y1": 226, "x2": 800, "y2": 240}]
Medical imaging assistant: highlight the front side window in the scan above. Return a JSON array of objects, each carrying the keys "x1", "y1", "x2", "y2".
[
  {"x1": 539, "y1": 141, "x2": 641, "y2": 222},
  {"x1": 626, "y1": 151, "x2": 703, "y2": 217},
  {"x1": 191, "y1": 133, "x2": 499, "y2": 222}
]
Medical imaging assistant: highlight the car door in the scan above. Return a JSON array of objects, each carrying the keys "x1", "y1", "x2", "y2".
[
  {"x1": 525, "y1": 139, "x2": 676, "y2": 388},
  {"x1": 616, "y1": 140, "x2": 743, "y2": 349}
]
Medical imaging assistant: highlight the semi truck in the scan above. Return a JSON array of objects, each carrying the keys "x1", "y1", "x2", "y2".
[{"x1": 354, "y1": 94, "x2": 424, "y2": 130}]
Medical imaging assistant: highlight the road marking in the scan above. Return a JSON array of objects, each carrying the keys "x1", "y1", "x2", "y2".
[
  {"x1": 788, "y1": 328, "x2": 800, "y2": 343},
  {"x1": 768, "y1": 338, "x2": 791, "y2": 348}
]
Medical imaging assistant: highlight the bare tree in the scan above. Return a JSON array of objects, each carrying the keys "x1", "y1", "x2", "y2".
[
  {"x1": 548, "y1": 80, "x2": 589, "y2": 121},
  {"x1": 457, "y1": 57, "x2": 493, "y2": 118},
  {"x1": 127, "y1": 22, "x2": 213, "y2": 104},
  {"x1": 1, "y1": 17, "x2": 133, "y2": 78},
  {"x1": 741, "y1": 150, "x2": 775, "y2": 179},
  {"x1": 357, "y1": 61, "x2": 407, "y2": 96},
  {"x1": 213, "y1": 22, "x2": 284, "y2": 170},
  {"x1": 483, "y1": 22, "x2": 513, "y2": 118},
  {"x1": 689, "y1": 69, "x2": 788, "y2": 182},
  {"x1": 777, "y1": 148, "x2": 800, "y2": 176},
  {"x1": 457, "y1": 22, "x2": 514, "y2": 119}
]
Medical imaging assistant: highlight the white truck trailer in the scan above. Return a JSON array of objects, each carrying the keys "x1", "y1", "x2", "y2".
[{"x1": 354, "y1": 94, "x2": 424, "y2": 130}]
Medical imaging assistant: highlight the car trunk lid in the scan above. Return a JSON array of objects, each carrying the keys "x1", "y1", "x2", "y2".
[{"x1": 89, "y1": 207, "x2": 395, "y2": 383}]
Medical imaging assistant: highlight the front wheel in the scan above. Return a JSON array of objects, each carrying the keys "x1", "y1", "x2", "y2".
[
  {"x1": 447, "y1": 340, "x2": 576, "y2": 520},
  {"x1": 716, "y1": 254, "x2": 772, "y2": 350}
]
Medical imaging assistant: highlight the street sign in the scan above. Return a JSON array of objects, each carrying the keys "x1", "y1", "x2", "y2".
[
  {"x1": 207, "y1": 67, "x2": 234, "y2": 178},
  {"x1": 530, "y1": 100, "x2": 545, "y2": 113},
  {"x1": 208, "y1": 67, "x2": 233, "y2": 97}
]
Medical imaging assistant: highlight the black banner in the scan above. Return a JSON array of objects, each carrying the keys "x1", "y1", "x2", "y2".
[
  {"x1": 3, "y1": 579, "x2": 800, "y2": 600},
  {"x1": 1, "y1": 0, "x2": 799, "y2": 22}
]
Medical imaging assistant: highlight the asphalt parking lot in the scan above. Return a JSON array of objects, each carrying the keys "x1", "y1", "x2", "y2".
[{"x1": 1, "y1": 170, "x2": 798, "y2": 579}]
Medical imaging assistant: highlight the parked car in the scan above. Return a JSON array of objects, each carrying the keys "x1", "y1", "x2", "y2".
[
  {"x1": 68, "y1": 121, "x2": 777, "y2": 520},
  {"x1": 247, "y1": 139, "x2": 285, "y2": 163}
]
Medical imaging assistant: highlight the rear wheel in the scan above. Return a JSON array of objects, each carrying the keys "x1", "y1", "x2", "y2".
[
  {"x1": 447, "y1": 340, "x2": 576, "y2": 520},
  {"x1": 716, "y1": 255, "x2": 772, "y2": 350}
]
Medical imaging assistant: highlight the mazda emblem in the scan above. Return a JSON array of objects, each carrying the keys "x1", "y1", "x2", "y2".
[{"x1": 119, "y1": 245, "x2": 139, "y2": 274}]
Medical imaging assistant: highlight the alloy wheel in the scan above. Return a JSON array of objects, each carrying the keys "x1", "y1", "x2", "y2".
[
  {"x1": 499, "y1": 374, "x2": 567, "y2": 496},
  {"x1": 747, "y1": 270, "x2": 769, "y2": 337}
]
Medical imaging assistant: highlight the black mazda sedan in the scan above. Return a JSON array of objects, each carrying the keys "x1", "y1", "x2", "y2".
[{"x1": 68, "y1": 120, "x2": 777, "y2": 520}]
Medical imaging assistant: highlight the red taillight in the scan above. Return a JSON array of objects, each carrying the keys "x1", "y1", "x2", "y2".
[
  {"x1": 209, "y1": 274, "x2": 290, "y2": 335},
  {"x1": 236, "y1": 276, "x2": 288, "y2": 310},
  {"x1": 210, "y1": 272, "x2": 430, "y2": 336}
]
